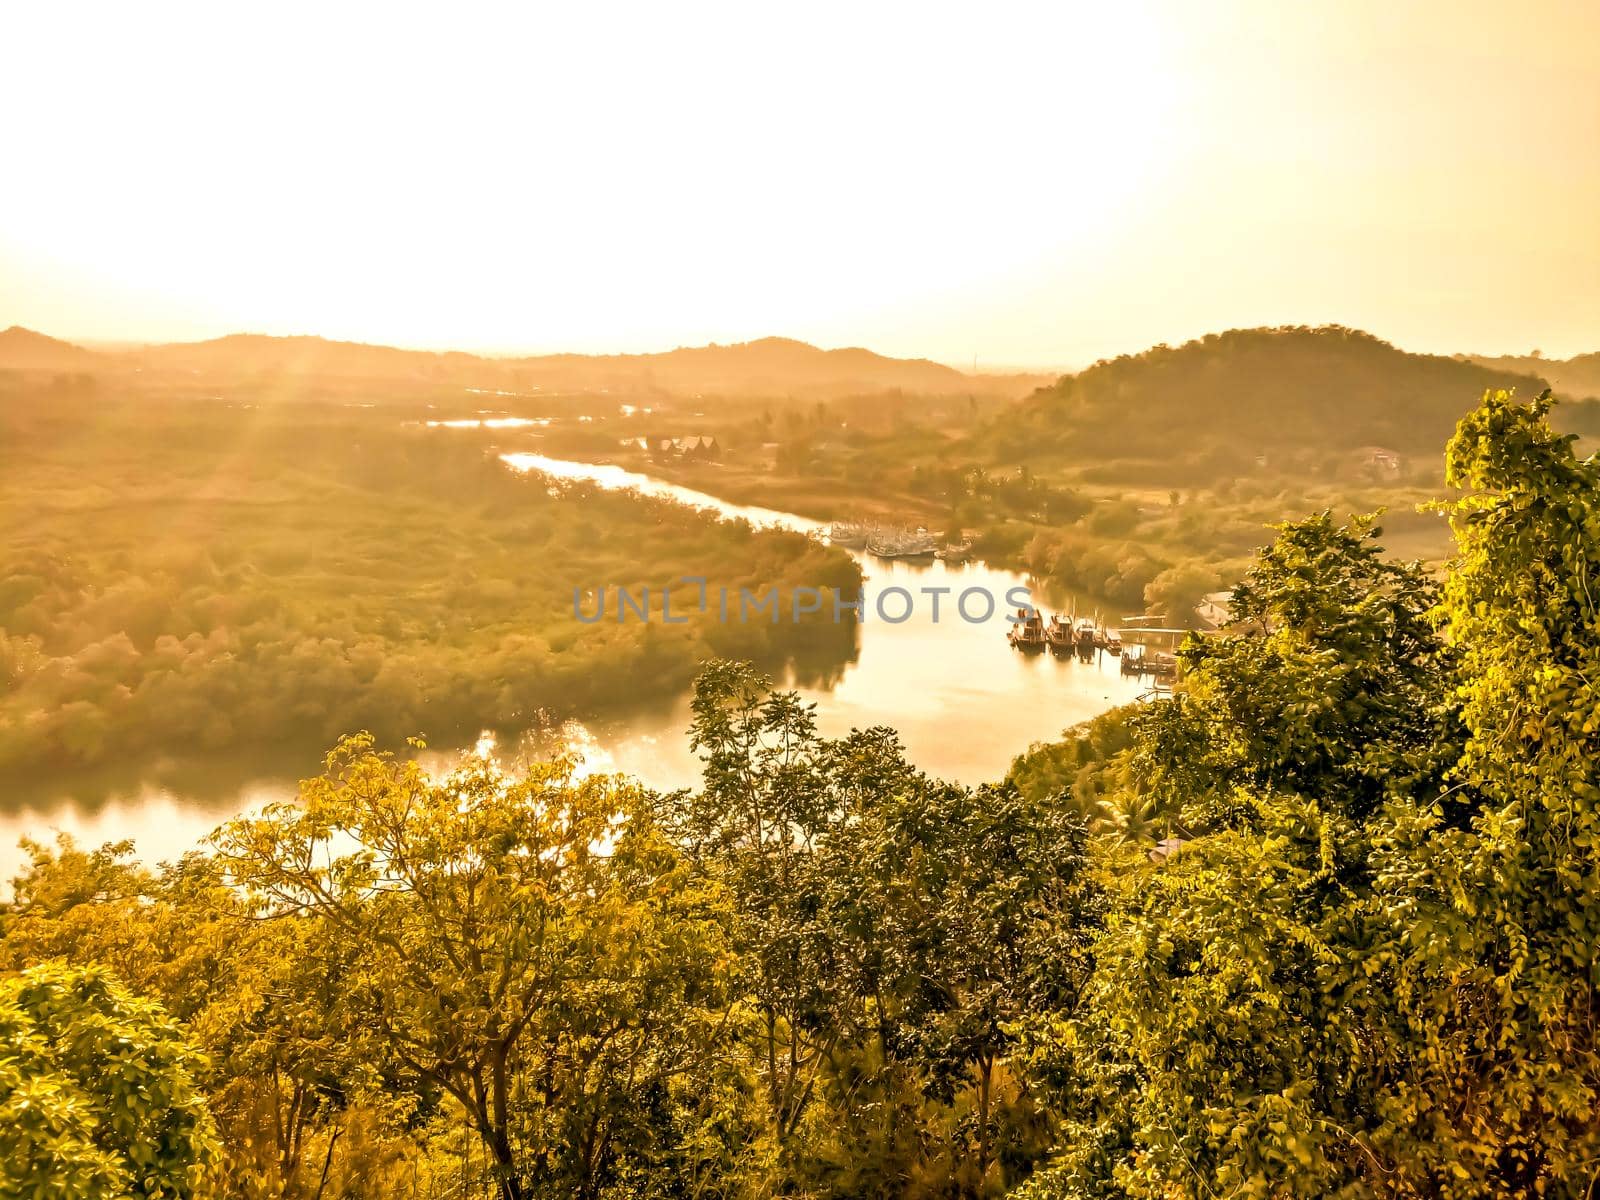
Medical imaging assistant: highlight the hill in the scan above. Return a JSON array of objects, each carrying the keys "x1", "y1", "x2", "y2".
[
  {"x1": 126, "y1": 333, "x2": 487, "y2": 381},
  {"x1": 986, "y1": 325, "x2": 1547, "y2": 461},
  {"x1": 108, "y1": 332, "x2": 1012, "y2": 399},
  {"x1": 509, "y1": 336, "x2": 980, "y2": 397},
  {"x1": 0, "y1": 326, "x2": 102, "y2": 371},
  {"x1": 1465, "y1": 351, "x2": 1600, "y2": 401}
]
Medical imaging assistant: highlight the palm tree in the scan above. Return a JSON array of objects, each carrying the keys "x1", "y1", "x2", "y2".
[{"x1": 1093, "y1": 791, "x2": 1164, "y2": 844}]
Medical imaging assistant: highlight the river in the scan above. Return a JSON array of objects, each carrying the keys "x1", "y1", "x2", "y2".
[{"x1": 0, "y1": 454, "x2": 1145, "y2": 879}]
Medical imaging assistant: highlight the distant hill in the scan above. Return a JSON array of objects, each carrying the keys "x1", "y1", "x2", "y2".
[
  {"x1": 509, "y1": 336, "x2": 980, "y2": 397},
  {"x1": 126, "y1": 332, "x2": 487, "y2": 381},
  {"x1": 0, "y1": 326, "x2": 102, "y2": 371},
  {"x1": 1464, "y1": 351, "x2": 1600, "y2": 401},
  {"x1": 988, "y1": 326, "x2": 1547, "y2": 460},
  {"x1": 103, "y1": 332, "x2": 1010, "y2": 399}
]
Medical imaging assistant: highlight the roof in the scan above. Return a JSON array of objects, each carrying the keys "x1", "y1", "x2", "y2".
[{"x1": 1149, "y1": 837, "x2": 1187, "y2": 863}]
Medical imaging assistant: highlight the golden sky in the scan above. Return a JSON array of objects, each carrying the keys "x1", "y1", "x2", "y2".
[{"x1": 2, "y1": 1, "x2": 1596, "y2": 367}]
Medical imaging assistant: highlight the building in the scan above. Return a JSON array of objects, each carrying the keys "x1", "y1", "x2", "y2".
[
  {"x1": 1356, "y1": 446, "x2": 1403, "y2": 481},
  {"x1": 673, "y1": 435, "x2": 720, "y2": 460},
  {"x1": 1195, "y1": 590, "x2": 1234, "y2": 629}
]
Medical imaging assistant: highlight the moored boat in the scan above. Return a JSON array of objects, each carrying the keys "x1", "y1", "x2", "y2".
[
  {"x1": 1046, "y1": 613, "x2": 1074, "y2": 654},
  {"x1": 1073, "y1": 617, "x2": 1098, "y2": 655},
  {"x1": 869, "y1": 527, "x2": 938, "y2": 561},
  {"x1": 1008, "y1": 607, "x2": 1048, "y2": 652},
  {"x1": 828, "y1": 521, "x2": 869, "y2": 549}
]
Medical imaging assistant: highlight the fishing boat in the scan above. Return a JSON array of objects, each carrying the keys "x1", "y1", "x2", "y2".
[
  {"x1": 1073, "y1": 617, "x2": 1098, "y2": 655},
  {"x1": 1102, "y1": 627, "x2": 1124, "y2": 654},
  {"x1": 938, "y1": 539, "x2": 972, "y2": 563},
  {"x1": 1046, "y1": 613, "x2": 1074, "y2": 654},
  {"x1": 1008, "y1": 608, "x2": 1048, "y2": 653},
  {"x1": 828, "y1": 521, "x2": 869, "y2": 549},
  {"x1": 868, "y1": 527, "x2": 938, "y2": 561}
]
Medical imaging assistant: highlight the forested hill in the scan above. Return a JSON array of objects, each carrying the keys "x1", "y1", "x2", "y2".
[
  {"x1": 510, "y1": 336, "x2": 986, "y2": 396},
  {"x1": 986, "y1": 325, "x2": 1547, "y2": 459},
  {"x1": 0, "y1": 327, "x2": 1024, "y2": 398},
  {"x1": 1466, "y1": 350, "x2": 1600, "y2": 401}
]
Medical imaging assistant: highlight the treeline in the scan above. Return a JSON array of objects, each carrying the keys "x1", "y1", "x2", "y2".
[
  {"x1": 0, "y1": 402, "x2": 859, "y2": 777},
  {"x1": 7, "y1": 388, "x2": 1600, "y2": 1198}
]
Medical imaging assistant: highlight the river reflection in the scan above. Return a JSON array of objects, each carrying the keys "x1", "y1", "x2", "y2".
[{"x1": 0, "y1": 455, "x2": 1144, "y2": 880}]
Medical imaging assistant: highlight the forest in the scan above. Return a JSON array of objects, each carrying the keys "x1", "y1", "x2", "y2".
[
  {"x1": 6, "y1": 386, "x2": 1600, "y2": 1198},
  {"x1": 0, "y1": 397, "x2": 858, "y2": 781}
]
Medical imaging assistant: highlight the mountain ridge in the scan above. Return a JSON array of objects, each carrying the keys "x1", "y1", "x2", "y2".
[{"x1": 0, "y1": 327, "x2": 1017, "y2": 398}]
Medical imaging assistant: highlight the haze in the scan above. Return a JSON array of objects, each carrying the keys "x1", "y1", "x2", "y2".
[{"x1": 2, "y1": 0, "x2": 1596, "y2": 366}]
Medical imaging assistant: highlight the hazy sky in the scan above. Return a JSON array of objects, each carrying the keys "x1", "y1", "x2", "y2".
[{"x1": 2, "y1": 1, "x2": 1596, "y2": 367}]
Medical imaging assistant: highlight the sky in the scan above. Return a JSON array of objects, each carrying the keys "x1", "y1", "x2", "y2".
[{"x1": 2, "y1": 1, "x2": 1596, "y2": 368}]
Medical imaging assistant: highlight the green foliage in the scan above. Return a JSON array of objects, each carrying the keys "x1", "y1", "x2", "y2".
[
  {"x1": 1140, "y1": 562, "x2": 1219, "y2": 626},
  {"x1": 674, "y1": 661, "x2": 1101, "y2": 1195},
  {"x1": 211, "y1": 733, "x2": 733, "y2": 1200},
  {"x1": 1378, "y1": 387, "x2": 1600, "y2": 1191},
  {"x1": 1007, "y1": 708, "x2": 1139, "y2": 829},
  {"x1": 0, "y1": 961, "x2": 221, "y2": 1200},
  {"x1": 1020, "y1": 389, "x2": 1600, "y2": 1199},
  {"x1": 0, "y1": 404, "x2": 858, "y2": 778}
]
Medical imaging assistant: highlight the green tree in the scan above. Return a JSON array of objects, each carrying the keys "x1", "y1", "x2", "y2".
[
  {"x1": 677, "y1": 662, "x2": 1100, "y2": 1195},
  {"x1": 0, "y1": 961, "x2": 221, "y2": 1200},
  {"x1": 1021, "y1": 509, "x2": 1460, "y2": 1199},
  {"x1": 1382, "y1": 389, "x2": 1600, "y2": 1192},
  {"x1": 212, "y1": 733, "x2": 730, "y2": 1200},
  {"x1": 1140, "y1": 561, "x2": 1219, "y2": 626}
]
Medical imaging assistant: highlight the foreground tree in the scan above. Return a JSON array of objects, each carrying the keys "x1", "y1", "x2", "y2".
[
  {"x1": 1385, "y1": 389, "x2": 1600, "y2": 1191},
  {"x1": 1021, "y1": 508, "x2": 1458, "y2": 1199},
  {"x1": 212, "y1": 733, "x2": 731, "y2": 1200},
  {"x1": 677, "y1": 661, "x2": 1099, "y2": 1196},
  {"x1": 1022, "y1": 389, "x2": 1600, "y2": 1199},
  {"x1": 0, "y1": 961, "x2": 221, "y2": 1200}
]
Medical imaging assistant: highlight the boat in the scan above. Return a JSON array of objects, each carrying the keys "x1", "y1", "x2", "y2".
[
  {"x1": 1008, "y1": 608, "x2": 1048, "y2": 653},
  {"x1": 1046, "y1": 613, "x2": 1074, "y2": 654},
  {"x1": 868, "y1": 527, "x2": 938, "y2": 561},
  {"x1": 1073, "y1": 617, "x2": 1098, "y2": 656},
  {"x1": 938, "y1": 539, "x2": 972, "y2": 563},
  {"x1": 1102, "y1": 627, "x2": 1124, "y2": 654},
  {"x1": 828, "y1": 521, "x2": 869, "y2": 549}
]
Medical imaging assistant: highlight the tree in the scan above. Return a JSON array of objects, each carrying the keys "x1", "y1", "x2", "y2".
[
  {"x1": 675, "y1": 661, "x2": 850, "y2": 1151},
  {"x1": 1140, "y1": 561, "x2": 1219, "y2": 625},
  {"x1": 1383, "y1": 389, "x2": 1600, "y2": 1192},
  {"x1": 676, "y1": 661, "x2": 1101, "y2": 1195},
  {"x1": 211, "y1": 733, "x2": 730, "y2": 1200},
  {"x1": 0, "y1": 961, "x2": 221, "y2": 1200},
  {"x1": 1021, "y1": 509, "x2": 1461, "y2": 1199}
]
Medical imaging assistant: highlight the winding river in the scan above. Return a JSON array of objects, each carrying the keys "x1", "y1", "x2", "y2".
[{"x1": 0, "y1": 454, "x2": 1144, "y2": 879}]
